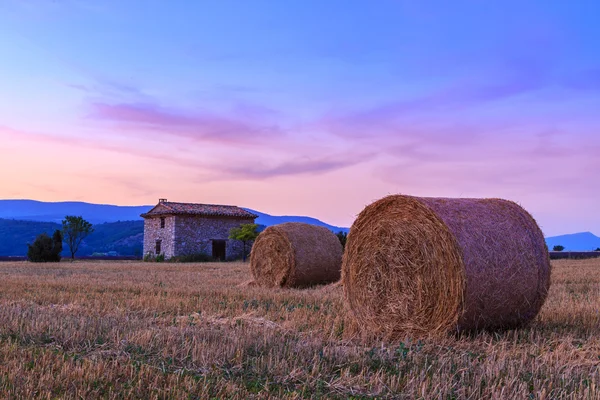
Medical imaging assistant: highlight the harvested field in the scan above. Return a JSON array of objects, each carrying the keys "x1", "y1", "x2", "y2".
[{"x1": 0, "y1": 259, "x2": 599, "y2": 399}]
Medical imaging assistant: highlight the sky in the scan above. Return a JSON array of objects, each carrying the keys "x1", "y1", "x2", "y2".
[{"x1": 0, "y1": 0, "x2": 599, "y2": 236}]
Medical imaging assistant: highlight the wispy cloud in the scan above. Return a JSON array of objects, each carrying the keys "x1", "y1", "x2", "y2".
[
  {"x1": 88, "y1": 102, "x2": 285, "y2": 146},
  {"x1": 0, "y1": 124, "x2": 199, "y2": 166},
  {"x1": 1, "y1": 124, "x2": 373, "y2": 183},
  {"x1": 209, "y1": 152, "x2": 374, "y2": 181},
  {"x1": 66, "y1": 78, "x2": 148, "y2": 97},
  {"x1": 320, "y1": 74, "x2": 545, "y2": 140},
  {"x1": 375, "y1": 125, "x2": 600, "y2": 199}
]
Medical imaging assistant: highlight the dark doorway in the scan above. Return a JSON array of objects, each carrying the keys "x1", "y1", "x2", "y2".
[{"x1": 212, "y1": 240, "x2": 226, "y2": 261}]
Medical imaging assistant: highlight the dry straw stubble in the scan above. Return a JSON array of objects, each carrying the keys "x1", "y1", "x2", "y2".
[
  {"x1": 1, "y1": 260, "x2": 599, "y2": 398},
  {"x1": 342, "y1": 194, "x2": 551, "y2": 337},
  {"x1": 250, "y1": 222, "x2": 343, "y2": 288}
]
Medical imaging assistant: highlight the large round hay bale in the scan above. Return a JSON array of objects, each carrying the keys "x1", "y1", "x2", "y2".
[
  {"x1": 250, "y1": 222, "x2": 343, "y2": 288},
  {"x1": 342, "y1": 195, "x2": 551, "y2": 336}
]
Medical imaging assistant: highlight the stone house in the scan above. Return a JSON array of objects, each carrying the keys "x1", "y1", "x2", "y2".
[{"x1": 141, "y1": 199, "x2": 257, "y2": 260}]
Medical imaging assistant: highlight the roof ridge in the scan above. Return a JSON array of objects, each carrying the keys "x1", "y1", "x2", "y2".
[
  {"x1": 163, "y1": 201, "x2": 241, "y2": 207},
  {"x1": 141, "y1": 201, "x2": 257, "y2": 219},
  {"x1": 160, "y1": 202, "x2": 175, "y2": 211}
]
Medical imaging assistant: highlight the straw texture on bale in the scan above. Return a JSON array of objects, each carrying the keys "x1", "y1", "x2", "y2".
[
  {"x1": 342, "y1": 195, "x2": 551, "y2": 336},
  {"x1": 250, "y1": 222, "x2": 343, "y2": 288}
]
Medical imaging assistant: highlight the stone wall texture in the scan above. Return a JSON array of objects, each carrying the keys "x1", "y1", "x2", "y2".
[
  {"x1": 143, "y1": 215, "x2": 255, "y2": 260},
  {"x1": 143, "y1": 216, "x2": 176, "y2": 258}
]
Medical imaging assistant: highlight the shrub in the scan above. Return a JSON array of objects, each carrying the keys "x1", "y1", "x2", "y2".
[
  {"x1": 553, "y1": 245, "x2": 565, "y2": 252},
  {"x1": 144, "y1": 253, "x2": 169, "y2": 262},
  {"x1": 27, "y1": 230, "x2": 63, "y2": 262},
  {"x1": 52, "y1": 230, "x2": 63, "y2": 257},
  {"x1": 229, "y1": 223, "x2": 259, "y2": 261}
]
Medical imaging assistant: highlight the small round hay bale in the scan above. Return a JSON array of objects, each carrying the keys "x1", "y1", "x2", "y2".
[
  {"x1": 342, "y1": 195, "x2": 551, "y2": 336},
  {"x1": 250, "y1": 222, "x2": 343, "y2": 288}
]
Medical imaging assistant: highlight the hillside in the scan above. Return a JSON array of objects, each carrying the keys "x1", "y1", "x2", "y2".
[
  {"x1": 244, "y1": 208, "x2": 349, "y2": 234},
  {"x1": 0, "y1": 200, "x2": 349, "y2": 232},
  {"x1": 0, "y1": 219, "x2": 143, "y2": 257},
  {"x1": 545, "y1": 232, "x2": 600, "y2": 251},
  {"x1": 0, "y1": 219, "x2": 64, "y2": 256},
  {"x1": 0, "y1": 200, "x2": 351, "y2": 256},
  {"x1": 0, "y1": 200, "x2": 152, "y2": 224},
  {"x1": 4, "y1": 199, "x2": 598, "y2": 255}
]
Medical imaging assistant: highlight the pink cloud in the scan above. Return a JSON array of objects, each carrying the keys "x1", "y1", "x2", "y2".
[
  {"x1": 319, "y1": 74, "x2": 545, "y2": 140},
  {"x1": 88, "y1": 102, "x2": 284, "y2": 146},
  {"x1": 376, "y1": 126, "x2": 600, "y2": 201},
  {"x1": 1, "y1": 125, "x2": 372, "y2": 183},
  {"x1": 211, "y1": 152, "x2": 375, "y2": 181}
]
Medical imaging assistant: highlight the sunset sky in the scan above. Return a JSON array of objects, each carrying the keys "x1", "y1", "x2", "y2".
[{"x1": 1, "y1": 1, "x2": 599, "y2": 236}]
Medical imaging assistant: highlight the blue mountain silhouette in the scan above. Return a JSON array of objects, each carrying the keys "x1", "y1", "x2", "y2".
[
  {"x1": 3, "y1": 199, "x2": 597, "y2": 251},
  {"x1": 545, "y1": 232, "x2": 600, "y2": 251},
  {"x1": 0, "y1": 200, "x2": 349, "y2": 232}
]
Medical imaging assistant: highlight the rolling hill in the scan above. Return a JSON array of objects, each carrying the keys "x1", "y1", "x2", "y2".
[
  {"x1": 0, "y1": 219, "x2": 144, "y2": 257},
  {"x1": 0, "y1": 200, "x2": 349, "y2": 233},
  {"x1": 545, "y1": 232, "x2": 600, "y2": 251},
  {"x1": 0, "y1": 200, "x2": 152, "y2": 224},
  {"x1": 0, "y1": 200, "x2": 350, "y2": 256},
  {"x1": 244, "y1": 208, "x2": 349, "y2": 234},
  {"x1": 2, "y1": 199, "x2": 597, "y2": 256}
]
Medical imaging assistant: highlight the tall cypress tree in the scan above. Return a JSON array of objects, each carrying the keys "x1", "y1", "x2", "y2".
[{"x1": 50, "y1": 229, "x2": 63, "y2": 261}]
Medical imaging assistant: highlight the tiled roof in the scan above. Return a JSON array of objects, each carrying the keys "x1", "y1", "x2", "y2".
[{"x1": 141, "y1": 202, "x2": 257, "y2": 219}]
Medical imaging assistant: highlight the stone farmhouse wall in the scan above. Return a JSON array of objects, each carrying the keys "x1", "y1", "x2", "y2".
[
  {"x1": 174, "y1": 216, "x2": 253, "y2": 260},
  {"x1": 143, "y1": 215, "x2": 254, "y2": 260},
  {"x1": 143, "y1": 216, "x2": 176, "y2": 258}
]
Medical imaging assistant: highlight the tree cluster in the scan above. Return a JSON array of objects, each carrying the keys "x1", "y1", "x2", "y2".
[
  {"x1": 26, "y1": 215, "x2": 94, "y2": 262},
  {"x1": 27, "y1": 230, "x2": 63, "y2": 262}
]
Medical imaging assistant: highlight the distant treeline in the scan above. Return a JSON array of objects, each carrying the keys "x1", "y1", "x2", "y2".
[
  {"x1": 549, "y1": 251, "x2": 600, "y2": 260},
  {"x1": 0, "y1": 256, "x2": 26, "y2": 261},
  {"x1": 0, "y1": 255, "x2": 144, "y2": 262}
]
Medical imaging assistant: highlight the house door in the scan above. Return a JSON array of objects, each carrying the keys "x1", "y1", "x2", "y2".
[{"x1": 212, "y1": 240, "x2": 226, "y2": 261}]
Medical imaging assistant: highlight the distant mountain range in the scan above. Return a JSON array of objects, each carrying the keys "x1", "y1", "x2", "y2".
[
  {"x1": 0, "y1": 199, "x2": 349, "y2": 256},
  {"x1": 545, "y1": 232, "x2": 600, "y2": 252},
  {"x1": 0, "y1": 199, "x2": 349, "y2": 233},
  {"x1": 243, "y1": 208, "x2": 349, "y2": 234},
  {"x1": 0, "y1": 219, "x2": 144, "y2": 257},
  {"x1": 0, "y1": 200, "x2": 151, "y2": 224},
  {"x1": 0, "y1": 199, "x2": 597, "y2": 256}
]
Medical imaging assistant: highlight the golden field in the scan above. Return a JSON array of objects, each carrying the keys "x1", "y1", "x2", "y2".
[{"x1": 0, "y1": 259, "x2": 599, "y2": 399}]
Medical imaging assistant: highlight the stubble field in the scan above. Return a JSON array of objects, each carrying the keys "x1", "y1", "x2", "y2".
[{"x1": 0, "y1": 259, "x2": 599, "y2": 399}]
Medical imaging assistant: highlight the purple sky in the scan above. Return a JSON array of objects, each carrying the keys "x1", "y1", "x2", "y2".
[{"x1": 1, "y1": 1, "x2": 599, "y2": 236}]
